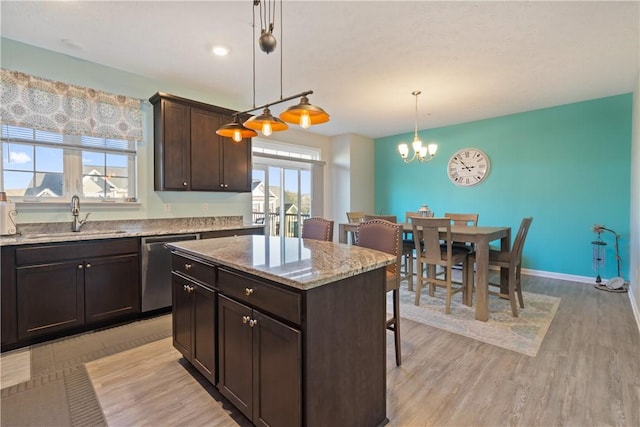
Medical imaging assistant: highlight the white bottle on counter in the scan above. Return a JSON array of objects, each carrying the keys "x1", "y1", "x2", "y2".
[{"x1": 0, "y1": 192, "x2": 17, "y2": 236}]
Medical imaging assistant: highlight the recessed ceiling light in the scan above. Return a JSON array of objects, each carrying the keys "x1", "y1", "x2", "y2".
[
  {"x1": 212, "y1": 46, "x2": 229, "y2": 56},
  {"x1": 61, "y1": 38, "x2": 84, "y2": 50}
]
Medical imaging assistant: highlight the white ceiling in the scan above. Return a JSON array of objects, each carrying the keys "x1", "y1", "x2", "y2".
[{"x1": 1, "y1": 1, "x2": 638, "y2": 139}]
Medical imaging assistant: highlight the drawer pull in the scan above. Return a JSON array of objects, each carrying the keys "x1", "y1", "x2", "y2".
[
  {"x1": 242, "y1": 315, "x2": 250, "y2": 324},
  {"x1": 86, "y1": 263, "x2": 91, "y2": 268},
  {"x1": 183, "y1": 284, "x2": 188, "y2": 292},
  {"x1": 185, "y1": 263, "x2": 192, "y2": 270},
  {"x1": 78, "y1": 264, "x2": 83, "y2": 269},
  {"x1": 249, "y1": 319, "x2": 258, "y2": 328},
  {"x1": 245, "y1": 287, "x2": 254, "y2": 296}
]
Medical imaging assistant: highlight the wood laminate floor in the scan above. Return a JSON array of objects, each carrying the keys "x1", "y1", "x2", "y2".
[{"x1": 7, "y1": 275, "x2": 640, "y2": 426}]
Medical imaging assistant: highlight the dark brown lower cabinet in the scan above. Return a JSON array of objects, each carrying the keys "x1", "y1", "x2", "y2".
[
  {"x1": 17, "y1": 253, "x2": 139, "y2": 341},
  {"x1": 85, "y1": 254, "x2": 139, "y2": 323},
  {"x1": 218, "y1": 295, "x2": 301, "y2": 427},
  {"x1": 17, "y1": 260, "x2": 85, "y2": 340},
  {"x1": 3, "y1": 238, "x2": 140, "y2": 348},
  {"x1": 172, "y1": 272, "x2": 216, "y2": 384}
]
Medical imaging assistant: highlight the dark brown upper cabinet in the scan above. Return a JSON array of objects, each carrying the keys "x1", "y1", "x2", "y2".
[{"x1": 150, "y1": 92, "x2": 252, "y2": 192}]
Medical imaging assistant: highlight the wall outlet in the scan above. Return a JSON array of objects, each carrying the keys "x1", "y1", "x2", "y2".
[
  {"x1": 163, "y1": 203, "x2": 171, "y2": 212},
  {"x1": 201, "y1": 203, "x2": 208, "y2": 212}
]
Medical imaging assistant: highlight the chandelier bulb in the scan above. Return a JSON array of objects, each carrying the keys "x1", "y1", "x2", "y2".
[{"x1": 232, "y1": 129, "x2": 243, "y2": 142}]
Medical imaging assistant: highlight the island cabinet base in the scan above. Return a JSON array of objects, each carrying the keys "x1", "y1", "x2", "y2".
[
  {"x1": 302, "y1": 268, "x2": 388, "y2": 427},
  {"x1": 171, "y1": 247, "x2": 389, "y2": 427}
]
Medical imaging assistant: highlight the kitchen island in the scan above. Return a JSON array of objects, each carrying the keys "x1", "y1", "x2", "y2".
[{"x1": 168, "y1": 235, "x2": 394, "y2": 427}]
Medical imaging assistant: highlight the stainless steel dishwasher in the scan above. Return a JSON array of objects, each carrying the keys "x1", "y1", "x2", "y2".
[{"x1": 141, "y1": 233, "x2": 200, "y2": 312}]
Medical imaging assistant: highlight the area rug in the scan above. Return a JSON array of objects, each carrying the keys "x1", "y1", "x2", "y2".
[
  {"x1": 1, "y1": 314, "x2": 172, "y2": 427},
  {"x1": 389, "y1": 288, "x2": 560, "y2": 357}
]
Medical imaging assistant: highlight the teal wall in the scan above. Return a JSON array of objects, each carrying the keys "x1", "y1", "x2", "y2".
[{"x1": 375, "y1": 95, "x2": 633, "y2": 279}]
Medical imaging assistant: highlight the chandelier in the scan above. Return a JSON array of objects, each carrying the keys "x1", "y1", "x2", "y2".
[
  {"x1": 398, "y1": 91, "x2": 437, "y2": 163},
  {"x1": 217, "y1": 0, "x2": 330, "y2": 142}
]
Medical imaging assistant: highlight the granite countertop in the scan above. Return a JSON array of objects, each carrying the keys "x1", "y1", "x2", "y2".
[
  {"x1": 169, "y1": 235, "x2": 395, "y2": 291},
  {"x1": 0, "y1": 217, "x2": 264, "y2": 246}
]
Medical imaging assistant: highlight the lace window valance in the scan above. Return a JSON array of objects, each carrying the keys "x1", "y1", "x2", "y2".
[{"x1": 0, "y1": 69, "x2": 143, "y2": 141}]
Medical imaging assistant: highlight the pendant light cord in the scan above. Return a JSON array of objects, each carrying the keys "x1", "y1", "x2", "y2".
[
  {"x1": 280, "y1": 0, "x2": 283, "y2": 101},
  {"x1": 252, "y1": 1, "x2": 257, "y2": 109}
]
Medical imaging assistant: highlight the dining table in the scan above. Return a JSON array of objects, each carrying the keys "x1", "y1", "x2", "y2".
[{"x1": 338, "y1": 222, "x2": 511, "y2": 322}]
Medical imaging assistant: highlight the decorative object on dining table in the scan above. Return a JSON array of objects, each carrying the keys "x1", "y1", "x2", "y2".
[
  {"x1": 418, "y1": 204, "x2": 432, "y2": 217},
  {"x1": 447, "y1": 147, "x2": 490, "y2": 187},
  {"x1": 397, "y1": 91, "x2": 438, "y2": 163},
  {"x1": 591, "y1": 224, "x2": 628, "y2": 292}
]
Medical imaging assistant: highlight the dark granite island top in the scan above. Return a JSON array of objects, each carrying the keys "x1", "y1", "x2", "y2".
[
  {"x1": 168, "y1": 235, "x2": 394, "y2": 427},
  {"x1": 168, "y1": 234, "x2": 395, "y2": 290}
]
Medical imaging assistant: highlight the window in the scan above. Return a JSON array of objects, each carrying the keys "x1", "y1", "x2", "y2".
[
  {"x1": 0, "y1": 69, "x2": 143, "y2": 202},
  {"x1": 252, "y1": 139, "x2": 324, "y2": 236},
  {"x1": 1, "y1": 124, "x2": 137, "y2": 201}
]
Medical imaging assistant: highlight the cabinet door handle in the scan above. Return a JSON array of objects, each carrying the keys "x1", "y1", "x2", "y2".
[
  {"x1": 224, "y1": 184, "x2": 228, "y2": 188},
  {"x1": 78, "y1": 264, "x2": 83, "y2": 269},
  {"x1": 183, "y1": 284, "x2": 188, "y2": 292},
  {"x1": 189, "y1": 285, "x2": 195, "y2": 292},
  {"x1": 242, "y1": 315, "x2": 250, "y2": 324},
  {"x1": 245, "y1": 287, "x2": 254, "y2": 296},
  {"x1": 249, "y1": 319, "x2": 258, "y2": 328},
  {"x1": 183, "y1": 182, "x2": 188, "y2": 187},
  {"x1": 86, "y1": 263, "x2": 91, "y2": 268},
  {"x1": 185, "y1": 263, "x2": 192, "y2": 270}
]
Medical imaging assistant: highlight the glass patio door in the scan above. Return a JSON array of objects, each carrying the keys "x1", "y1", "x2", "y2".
[{"x1": 252, "y1": 164, "x2": 311, "y2": 237}]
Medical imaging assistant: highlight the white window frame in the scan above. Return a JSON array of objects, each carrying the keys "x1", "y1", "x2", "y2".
[{"x1": 1, "y1": 125, "x2": 138, "y2": 205}]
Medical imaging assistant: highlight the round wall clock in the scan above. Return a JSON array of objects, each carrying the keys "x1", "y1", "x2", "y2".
[{"x1": 447, "y1": 148, "x2": 490, "y2": 187}]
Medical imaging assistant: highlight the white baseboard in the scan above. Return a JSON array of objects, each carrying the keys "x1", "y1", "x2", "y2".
[
  {"x1": 629, "y1": 286, "x2": 640, "y2": 335},
  {"x1": 508, "y1": 267, "x2": 595, "y2": 284}
]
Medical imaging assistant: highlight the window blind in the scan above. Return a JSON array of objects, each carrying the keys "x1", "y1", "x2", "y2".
[{"x1": 0, "y1": 69, "x2": 143, "y2": 141}]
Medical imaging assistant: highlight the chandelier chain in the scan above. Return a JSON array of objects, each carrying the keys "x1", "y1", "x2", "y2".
[{"x1": 413, "y1": 90, "x2": 421, "y2": 140}]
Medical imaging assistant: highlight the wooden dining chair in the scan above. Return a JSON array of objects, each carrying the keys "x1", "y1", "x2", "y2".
[
  {"x1": 301, "y1": 217, "x2": 334, "y2": 241},
  {"x1": 411, "y1": 217, "x2": 470, "y2": 313},
  {"x1": 402, "y1": 212, "x2": 422, "y2": 291},
  {"x1": 363, "y1": 214, "x2": 397, "y2": 223},
  {"x1": 444, "y1": 212, "x2": 479, "y2": 227},
  {"x1": 467, "y1": 217, "x2": 533, "y2": 317},
  {"x1": 356, "y1": 219, "x2": 403, "y2": 366},
  {"x1": 442, "y1": 213, "x2": 479, "y2": 274},
  {"x1": 346, "y1": 211, "x2": 365, "y2": 223}
]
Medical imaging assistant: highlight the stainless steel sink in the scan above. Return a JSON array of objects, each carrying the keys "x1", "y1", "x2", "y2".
[{"x1": 25, "y1": 230, "x2": 128, "y2": 239}]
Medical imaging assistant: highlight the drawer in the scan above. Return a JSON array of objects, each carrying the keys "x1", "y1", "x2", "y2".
[
  {"x1": 218, "y1": 268, "x2": 301, "y2": 325},
  {"x1": 16, "y1": 238, "x2": 138, "y2": 266},
  {"x1": 172, "y1": 253, "x2": 216, "y2": 286}
]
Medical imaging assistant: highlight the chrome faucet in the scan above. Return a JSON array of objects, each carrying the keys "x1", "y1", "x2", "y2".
[{"x1": 71, "y1": 195, "x2": 90, "y2": 232}]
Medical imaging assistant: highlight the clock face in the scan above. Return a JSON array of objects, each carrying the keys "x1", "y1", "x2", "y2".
[{"x1": 447, "y1": 148, "x2": 490, "y2": 187}]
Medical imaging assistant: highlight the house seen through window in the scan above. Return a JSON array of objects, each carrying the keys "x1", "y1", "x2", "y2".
[
  {"x1": 1, "y1": 124, "x2": 137, "y2": 201},
  {"x1": 251, "y1": 140, "x2": 323, "y2": 237}
]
